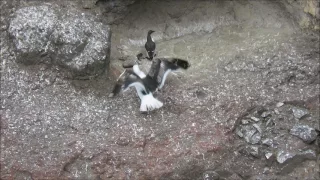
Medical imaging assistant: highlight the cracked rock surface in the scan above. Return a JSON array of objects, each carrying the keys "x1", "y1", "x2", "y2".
[
  {"x1": 8, "y1": 2, "x2": 111, "y2": 79},
  {"x1": 1, "y1": 0, "x2": 319, "y2": 180}
]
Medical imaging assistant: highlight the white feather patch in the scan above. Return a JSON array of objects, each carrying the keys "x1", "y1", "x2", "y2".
[
  {"x1": 140, "y1": 93, "x2": 163, "y2": 112},
  {"x1": 158, "y1": 69, "x2": 172, "y2": 89},
  {"x1": 124, "y1": 81, "x2": 146, "y2": 100},
  {"x1": 133, "y1": 65, "x2": 146, "y2": 78}
]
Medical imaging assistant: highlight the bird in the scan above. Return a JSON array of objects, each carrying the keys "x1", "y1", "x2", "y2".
[
  {"x1": 145, "y1": 30, "x2": 156, "y2": 60},
  {"x1": 109, "y1": 67, "x2": 163, "y2": 112},
  {"x1": 110, "y1": 58, "x2": 191, "y2": 112}
]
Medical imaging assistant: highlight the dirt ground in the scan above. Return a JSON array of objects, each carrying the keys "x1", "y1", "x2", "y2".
[{"x1": 1, "y1": 0, "x2": 319, "y2": 179}]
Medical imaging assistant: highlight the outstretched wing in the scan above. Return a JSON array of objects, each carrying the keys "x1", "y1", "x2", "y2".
[{"x1": 157, "y1": 58, "x2": 191, "y2": 89}]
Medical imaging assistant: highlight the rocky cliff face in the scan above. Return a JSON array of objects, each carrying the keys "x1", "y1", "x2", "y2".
[
  {"x1": 283, "y1": 0, "x2": 320, "y2": 30},
  {"x1": 1, "y1": 0, "x2": 319, "y2": 180}
]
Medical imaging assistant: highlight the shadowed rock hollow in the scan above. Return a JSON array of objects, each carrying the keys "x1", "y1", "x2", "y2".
[{"x1": 1, "y1": 0, "x2": 319, "y2": 179}]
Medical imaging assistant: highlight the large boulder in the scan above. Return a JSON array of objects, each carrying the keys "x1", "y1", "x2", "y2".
[
  {"x1": 9, "y1": 4, "x2": 111, "y2": 78},
  {"x1": 8, "y1": 5, "x2": 58, "y2": 64}
]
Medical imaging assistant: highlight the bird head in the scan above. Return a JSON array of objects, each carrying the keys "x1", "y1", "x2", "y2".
[{"x1": 148, "y1": 30, "x2": 155, "y2": 35}]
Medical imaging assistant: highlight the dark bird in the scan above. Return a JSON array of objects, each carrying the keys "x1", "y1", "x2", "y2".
[
  {"x1": 110, "y1": 58, "x2": 191, "y2": 112},
  {"x1": 145, "y1": 30, "x2": 156, "y2": 60}
]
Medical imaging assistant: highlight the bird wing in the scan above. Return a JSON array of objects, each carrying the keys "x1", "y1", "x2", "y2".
[
  {"x1": 110, "y1": 70, "x2": 148, "y2": 99},
  {"x1": 157, "y1": 58, "x2": 191, "y2": 89},
  {"x1": 133, "y1": 64, "x2": 146, "y2": 79}
]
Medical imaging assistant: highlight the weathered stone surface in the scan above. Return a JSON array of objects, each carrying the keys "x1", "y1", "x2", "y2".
[
  {"x1": 262, "y1": 138, "x2": 273, "y2": 147},
  {"x1": 276, "y1": 149, "x2": 317, "y2": 174},
  {"x1": 8, "y1": 5, "x2": 58, "y2": 64},
  {"x1": 237, "y1": 124, "x2": 262, "y2": 144},
  {"x1": 50, "y1": 7, "x2": 110, "y2": 77},
  {"x1": 250, "y1": 116, "x2": 260, "y2": 122},
  {"x1": 265, "y1": 152, "x2": 273, "y2": 160},
  {"x1": 9, "y1": 4, "x2": 111, "y2": 78},
  {"x1": 235, "y1": 102, "x2": 318, "y2": 177},
  {"x1": 1, "y1": 0, "x2": 320, "y2": 180},
  {"x1": 282, "y1": 0, "x2": 320, "y2": 29},
  {"x1": 261, "y1": 111, "x2": 272, "y2": 118},
  {"x1": 238, "y1": 145, "x2": 260, "y2": 158},
  {"x1": 304, "y1": 0, "x2": 320, "y2": 18},
  {"x1": 292, "y1": 107, "x2": 309, "y2": 119},
  {"x1": 276, "y1": 150, "x2": 295, "y2": 164},
  {"x1": 276, "y1": 102, "x2": 284, "y2": 107},
  {"x1": 249, "y1": 146, "x2": 259, "y2": 158},
  {"x1": 290, "y1": 125, "x2": 318, "y2": 143},
  {"x1": 238, "y1": 125, "x2": 257, "y2": 144}
]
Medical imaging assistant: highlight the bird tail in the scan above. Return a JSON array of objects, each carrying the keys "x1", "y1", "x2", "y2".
[
  {"x1": 140, "y1": 93, "x2": 163, "y2": 112},
  {"x1": 172, "y1": 58, "x2": 191, "y2": 69}
]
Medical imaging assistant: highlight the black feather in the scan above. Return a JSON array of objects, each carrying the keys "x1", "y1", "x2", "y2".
[{"x1": 175, "y1": 59, "x2": 191, "y2": 69}]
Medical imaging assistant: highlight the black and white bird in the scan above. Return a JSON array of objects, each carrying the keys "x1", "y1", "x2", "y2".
[
  {"x1": 145, "y1": 30, "x2": 156, "y2": 60},
  {"x1": 110, "y1": 58, "x2": 191, "y2": 112}
]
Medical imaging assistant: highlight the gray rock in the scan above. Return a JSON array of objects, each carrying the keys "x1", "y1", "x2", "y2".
[
  {"x1": 265, "y1": 118, "x2": 275, "y2": 127},
  {"x1": 239, "y1": 146, "x2": 260, "y2": 158},
  {"x1": 242, "y1": 125, "x2": 257, "y2": 142},
  {"x1": 241, "y1": 119, "x2": 250, "y2": 125},
  {"x1": 249, "y1": 146, "x2": 259, "y2": 157},
  {"x1": 265, "y1": 152, "x2": 275, "y2": 166},
  {"x1": 292, "y1": 107, "x2": 309, "y2": 119},
  {"x1": 236, "y1": 128, "x2": 244, "y2": 138},
  {"x1": 276, "y1": 150, "x2": 294, "y2": 164},
  {"x1": 250, "y1": 116, "x2": 260, "y2": 122},
  {"x1": 51, "y1": 8, "x2": 110, "y2": 77},
  {"x1": 261, "y1": 111, "x2": 272, "y2": 118},
  {"x1": 265, "y1": 152, "x2": 273, "y2": 160},
  {"x1": 9, "y1": 5, "x2": 58, "y2": 64},
  {"x1": 276, "y1": 102, "x2": 284, "y2": 107},
  {"x1": 276, "y1": 149, "x2": 317, "y2": 174},
  {"x1": 263, "y1": 167, "x2": 271, "y2": 174},
  {"x1": 250, "y1": 132, "x2": 261, "y2": 144},
  {"x1": 238, "y1": 125, "x2": 261, "y2": 144},
  {"x1": 203, "y1": 171, "x2": 219, "y2": 180},
  {"x1": 262, "y1": 138, "x2": 273, "y2": 147},
  {"x1": 252, "y1": 123, "x2": 262, "y2": 134},
  {"x1": 290, "y1": 125, "x2": 318, "y2": 143},
  {"x1": 299, "y1": 149, "x2": 317, "y2": 159},
  {"x1": 116, "y1": 136, "x2": 130, "y2": 146},
  {"x1": 227, "y1": 173, "x2": 242, "y2": 180},
  {"x1": 9, "y1": 4, "x2": 111, "y2": 78}
]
